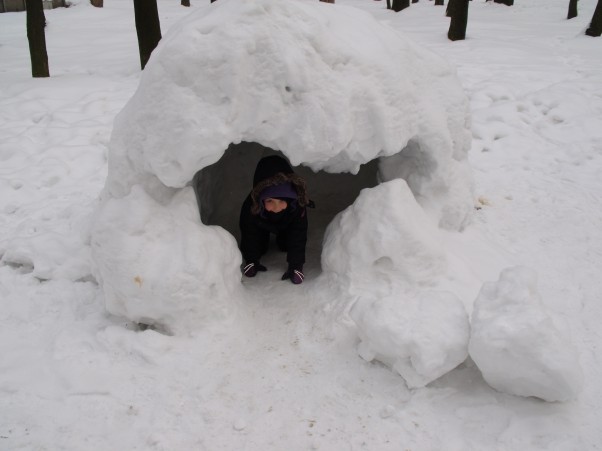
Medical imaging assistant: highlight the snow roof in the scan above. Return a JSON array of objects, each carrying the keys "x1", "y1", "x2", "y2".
[{"x1": 104, "y1": 0, "x2": 473, "y2": 229}]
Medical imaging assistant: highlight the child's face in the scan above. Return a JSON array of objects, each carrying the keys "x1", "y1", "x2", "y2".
[{"x1": 264, "y1": 198, "x2": 288, "y2": 213}]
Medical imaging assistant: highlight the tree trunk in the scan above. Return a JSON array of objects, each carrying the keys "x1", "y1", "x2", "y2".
[
  {"x1": 181, "y1": 0, "x2": 190, "y2": 6},
  {"x1": 435, "y1": 0, "x2": 444, "y2": 5},
  {"x1": 26, "y1": 0, "x2": 49, "y2": 78},
  {"x1": 567, "y1": 0, "x2": 578, "y2": 19},
  {"x1": 392, "y1": 0, "x2": 410, "y2": 12},
  {"x1": 133, "y1": 0, "x2": 162, "y2": 70},
  {"x1": 446, "y1": 0, "x2": 454, "y2": 17},
  {"x1": 90, "y1": 0, "x2": 103, "y2": 7},
  {"x1": 494, "y1": 0, "x2": 513, "y2": 5},
  {"x1": 448, "y1": 0, "x2": 469, "y2": 41},
  {"x1": 586, "y1": 0, "x2": 602, "y2": 36},
  {"x1": 386, "y1": 0, "x2": 392, "y2": 9}
]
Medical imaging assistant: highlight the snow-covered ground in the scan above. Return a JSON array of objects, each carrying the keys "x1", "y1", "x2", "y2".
[{"x1": 1, "y1": 0, "x2": 601, "y2": 449}]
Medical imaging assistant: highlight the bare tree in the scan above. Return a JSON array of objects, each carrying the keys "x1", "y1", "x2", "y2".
[
  {"x1": 586, "y1": 0, "x2": 602, "y2": 36},
  {"x1": 26, "y1": 0, "x2": 49, "y2": 78},
  {"x1": 446, "y1": 0, "x2": 454, "y2": 17},
  {"x1": 133, "y1": 0, "x2": 162, "y2": 70},
  {"x1": 392, "y1": 0, "x2": 410, "y2": 12},
  {"x1": 567, "y1": 0, "x2": 578, "y2": 19},
  {"x1": 448, "y1": 0, "x2": 469, "y2": 41}
]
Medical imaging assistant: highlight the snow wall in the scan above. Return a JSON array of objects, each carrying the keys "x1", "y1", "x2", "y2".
[{"x1": 91, "y1": 0, "x2": 474, "y2": 335}]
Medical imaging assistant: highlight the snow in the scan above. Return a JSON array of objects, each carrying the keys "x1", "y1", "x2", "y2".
[
  {"x1": 322, "y1": 179, "x2": 470, "y2": 387},
  {"x1": 322, "y1": 179, "x2": 447, "y2": 294},
  {"x1": 90, "y1": 186, "x2": 242, "y2": 334},
  {"x1": 103, "y1": 0, "x2": 473, "y2": 225},
  {"x1": 1, "y1": 0, "x2": 602, "y2": 449},
  {"x1": 352, "y1": 289, "x2": 470, "y2": 389},
  {"x1": 469, "y1": 266, "x2": 583, "y2": 402},
  {"x1": 94, "y1": 0, "x2": 474, "y2": 333}
]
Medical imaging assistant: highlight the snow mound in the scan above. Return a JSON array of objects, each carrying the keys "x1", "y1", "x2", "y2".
[
  {"x1": 469, "y1": 266, "x2": 583, "y2": 402},
  {"x1": 322, "y1": 179, "x2": 446, "y2": 296},
  {"x1": 323, "y1": 180, "x2": 470, "y2": 387},
  {"x1": 92, "y1": 0, "x2": 473, "y2": 332},
  {"x1": 91, "y1": 187, "x2": 242, "y2": 334},
  {"x1": 352, "y1": 290, "x2": 470, "y2": 388}
]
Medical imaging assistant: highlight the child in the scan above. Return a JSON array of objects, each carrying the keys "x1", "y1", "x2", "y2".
[{"x1": 239, "y1": 155, "x2": 310, "y2": 284}]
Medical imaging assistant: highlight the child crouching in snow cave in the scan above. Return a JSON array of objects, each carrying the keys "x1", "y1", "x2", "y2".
[{"x1": 239, "y1": 155, "x2": 310, "y2": 285}]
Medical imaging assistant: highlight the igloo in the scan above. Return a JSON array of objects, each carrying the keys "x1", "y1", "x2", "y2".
[{"x1": 90, "y1": 0, "x2": 474, "y2": 334}]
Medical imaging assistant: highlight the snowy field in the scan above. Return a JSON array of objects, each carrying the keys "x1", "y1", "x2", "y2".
[{"x1": 1, "y1": 0, "x2": 601, "y2": 449}]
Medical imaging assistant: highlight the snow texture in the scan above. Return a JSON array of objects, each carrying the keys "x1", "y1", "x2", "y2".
[
  {"x1": 92, "y1": 0, "x2": 474, "y2": 333},
  {"x1": 2, "y1": 0, "x2": 600, "y2": 448},
  {"x1": 352, "y1": 289, "x2": 470, "y2": 388},
  {"x1": 469, "y1": 266, "x2": 583, "y2": 402},
  {"x1": 323, "y1": 180, "x2": 469, "y2": 387},
  {"x1": 322, "y1": 179, "x2": 447, "y2": 296},
  {"x1": 91, "y1": 187, "x2": 242, "y2": 334}
]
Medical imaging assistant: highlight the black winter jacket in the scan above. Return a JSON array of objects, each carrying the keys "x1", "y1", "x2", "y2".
[{"x1": 239, "y1": 156, "x2": 308, "y2": 269}]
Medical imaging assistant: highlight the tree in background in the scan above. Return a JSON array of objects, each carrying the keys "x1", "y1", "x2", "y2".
[
  {"x1": 586, "y1": 0, "x2": 602, "y2": 36},
  {"x1": 448, "y1": 0, "x2": 470, "y2": 16},
  {"x1": 392, "y1": 0, "x2": 410, "y2": 12},
  {"x1": 90, "y1": 0, "x2": 103, "y2": 7},
  {"x1": 448, "y1": 0, "x2": 469, "y2": 41},
  {"x1": 26, "y1": 0, "x2": 49, "y2": 78},
  {"x1": 134, "y1": 0, "x2": 162, "y2": 70},
  {"x1": 446, "y1": 0, "x2": 454, "y2": 17},
  {"x1": 567, "y1": 0, "x2": 578, "y2": 19}
]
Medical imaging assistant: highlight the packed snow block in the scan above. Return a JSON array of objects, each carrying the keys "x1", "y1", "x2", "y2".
[
  {"x1": 323, "y1": 180, "x2": 470, "y2": 387},
  {"x1": 322, "y1": 179, "x2": 446, "y2": 295},
  {"x1": 469, "y1": 266, "x2": 583, "y2": 402},
  {"x1": 351, "y1": 290, "x2": 470, "y2": 388},
  {"x1": 90, "y1": 187, "x2": 242, "y2": 334}
]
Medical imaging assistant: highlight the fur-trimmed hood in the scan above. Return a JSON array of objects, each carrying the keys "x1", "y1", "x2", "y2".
[{"x1": 250, "y1": 156, "x2": 309, "y2": 215}]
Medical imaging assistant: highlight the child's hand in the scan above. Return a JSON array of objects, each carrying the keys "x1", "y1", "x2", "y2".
[
  {"x1": 281, "y1": 267, "x2": 304, "y2": 284},
  {"x1": 243, "y1": 262, "x2": 267, "y2": 277}
]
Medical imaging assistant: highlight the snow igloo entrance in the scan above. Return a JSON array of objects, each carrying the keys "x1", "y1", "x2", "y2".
[{"x1": 192, "y1": 141, "x2": 379, "y2": 271}]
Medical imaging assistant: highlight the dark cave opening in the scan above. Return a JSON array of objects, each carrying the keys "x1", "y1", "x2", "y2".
[{"x1": 192, "y1": 141, "x2": 380, "y2": 269}]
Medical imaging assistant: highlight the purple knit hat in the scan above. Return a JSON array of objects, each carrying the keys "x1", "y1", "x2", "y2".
[{"x1": 259, "y1": 182, "x2": 298, "y2": 202}]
